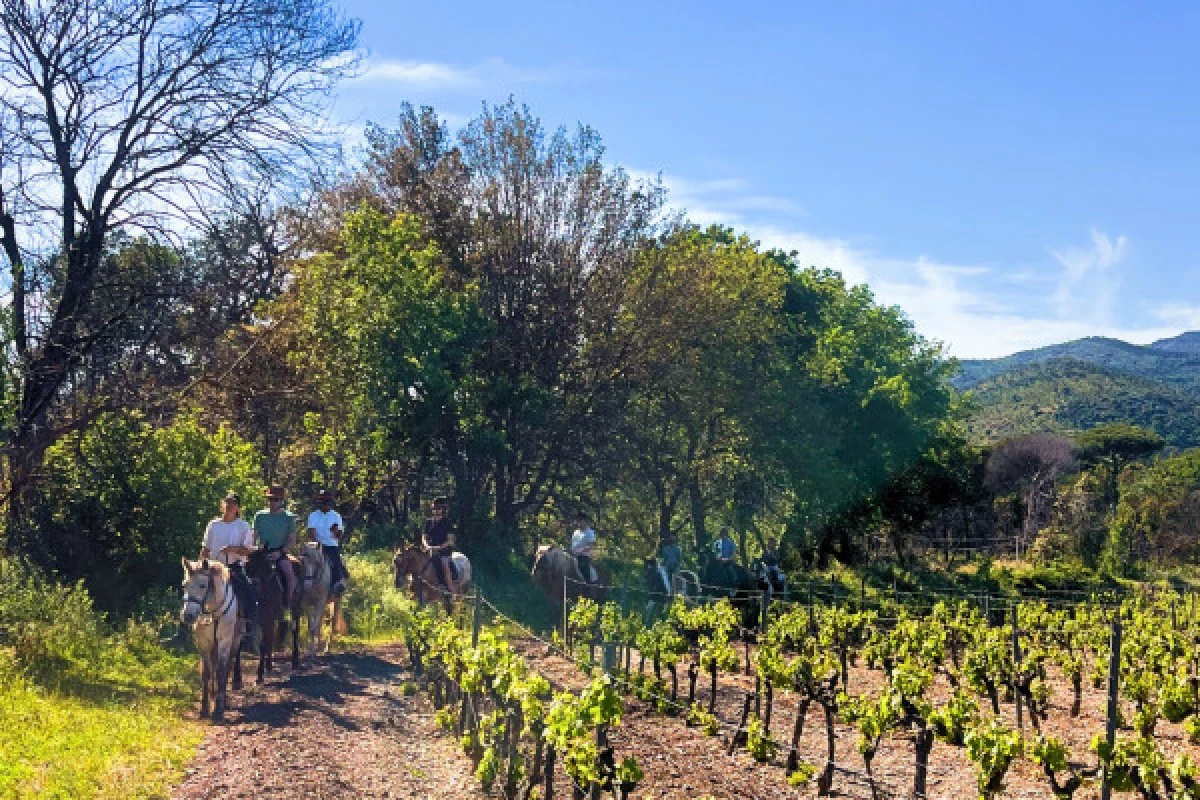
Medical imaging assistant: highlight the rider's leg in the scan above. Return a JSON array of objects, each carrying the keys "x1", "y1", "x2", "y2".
[
  {"x1": 278, "y1": 556, "x2": 296, "y2": 608},
  {"x1": 323, "y1": 544, "x2": 346, "y2": 591},
  {"x1": 438, "y1": 554, "x2": 456, "y2": 593},
  {"x1": 576, "y1": 554, "x2": 593, "y2": 584}
]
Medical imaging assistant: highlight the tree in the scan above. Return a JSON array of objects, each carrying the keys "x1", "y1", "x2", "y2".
[
  {"x1": 1075, "y1": 423, "x2": 1165, "y2": 513},
  {"x1": 985, "y1": 433, "x2": 1078, "y2": 557},
  {"x1": 0, "y1": 0, "x2": 358, "y2": 532},
  {"x1": 328, "y1": 103, "x2": 665, "y2": 540}
]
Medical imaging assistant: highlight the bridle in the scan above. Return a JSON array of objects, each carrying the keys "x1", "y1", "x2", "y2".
[{"x1": 183, "y1": 569, "x2": 234, "y2": 621}]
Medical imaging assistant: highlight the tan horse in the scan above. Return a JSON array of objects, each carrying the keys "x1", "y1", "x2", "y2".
[
  {"x1": 287, "y1": 543, "x2": 345, "y2": 663},
  {"x1": 393, "y1": 545, "x2": 471, "y2": 609},
  {"x1": 531, "y1": 545, "x2": 608, "y2": 605},
  {"x1": 180, "y1": 558, "x2": 241, "y2": 721}
]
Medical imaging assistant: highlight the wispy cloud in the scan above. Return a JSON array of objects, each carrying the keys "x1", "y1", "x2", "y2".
[
  {"x1": 351, "y1": 58, "x2": 608, "y2": 92},
  {"x1": 637, "y1": 170, "x2": 1168, "y2": 358},
  {"x1": 1050, "y1": 228, "x2": 1129, "y2": 320}
]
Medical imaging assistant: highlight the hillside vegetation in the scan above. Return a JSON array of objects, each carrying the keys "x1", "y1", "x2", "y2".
[
  {"x1": 956, "y1": 333, "x2": 1200, "y2": 392},
  {"x1": 965, "y1": 358, "x2": 1200, "y2": 448}
]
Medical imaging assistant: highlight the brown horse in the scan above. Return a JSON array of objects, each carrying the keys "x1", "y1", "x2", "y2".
[
  {"x1": 180, "y1": 558, "x2": 241, "y2": 721},
  {"x1": 244, "y1": 548, "x2": 284, "y2": 683},
  {"x1": 393, "y1": 545, "x2": 471, "y2": 609},
  {"x1": 531, "y1": 545, "x2": 608, "y2": 605}
]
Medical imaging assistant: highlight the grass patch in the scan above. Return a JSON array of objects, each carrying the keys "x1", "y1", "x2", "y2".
[{"x1": 0, "y1": 643, "x2": 203, "y2": 799}]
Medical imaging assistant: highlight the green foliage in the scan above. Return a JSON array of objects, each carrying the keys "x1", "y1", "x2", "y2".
[
  {"x1": 18, "y1": 411, "x2": 262, "y2": 613},
  {"x1": 964, "y1": 720, "x2": 1022, "y2": 800},
  {"x1": 745, "y1": 713, "x2": 779, "y2": 762},
  {"x1": 787, "y1": 761, "x2": 817, "y2": 787},
  {"x1": 0, "y1": 564, "x2": 203, "y2": 798},
  {"x1": 930, "y1": 690, "x2": 979, "y2": 746},
  {"x1": 964, "y1": 358, "x2": 1200, "y2": 448}
]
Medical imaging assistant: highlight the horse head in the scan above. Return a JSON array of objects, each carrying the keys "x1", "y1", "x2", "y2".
[
  {"x1": 180, "y1": 558, "x2": 224, "y2": 626},
  {"x1": 393, "y1": 545, "x2": 422, "y2": 588}
]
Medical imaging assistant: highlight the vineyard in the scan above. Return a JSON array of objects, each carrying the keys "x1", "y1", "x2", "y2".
[{"x1": 393, "y1": 579, "x2": 1200, "y2": 800}]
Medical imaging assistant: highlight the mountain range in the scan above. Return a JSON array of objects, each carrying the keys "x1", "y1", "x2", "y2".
[{"x1": 954, "y1": 332, "x2": 1200, "y2": 448}]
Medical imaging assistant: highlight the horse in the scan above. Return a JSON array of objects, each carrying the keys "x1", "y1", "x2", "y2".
[
  {"x1": 753, "y1": 559, "x2": 788, "y2": 603},
  {"x1": 244, "y1": 548, "x2": 285, "y2": 683},
  {"x1": 641, "y1": 560, "x2": 701, "y2": 614},
  {"x1": 700, "y1": 557, "x2": 762, "y2": 629},
  {"x1": 531, "y1": 545, "x2": 608, "y2": 606},
  {"x1": 287, "y1": 543, "x2": 345, "y2": 664},
  {"x1": 180, "y1": 558, "x2": 241, "y2": 721},
  {"x1": 393, "y1": 544, "x2": 472, "y2": 609}
]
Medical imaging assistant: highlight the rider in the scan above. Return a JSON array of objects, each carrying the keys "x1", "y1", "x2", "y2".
[
  {"x1": 713, "y1": 528, "x2": 737, "y2": 586},
  {"x1": 200, "y1": 491, "x2": 257, "y2": 624},
  {"x1": 569, "y1": 517, "x2": 598, "y2": 585},
  {"x1": 422, "y1": 496, "x2": 457, "y2": 594},
  {"x1": 253, "y1": 485, "x2": 297, "y2": 612},
  {"x1": 658, "y1": 531, "x2": 682, "y2": 586},
  {"x1": 761, "y1": 536, "x2": 784, "y2": 591},
  {"x1": 307, "y1": 488, "x2": 347, "y2": 595}
]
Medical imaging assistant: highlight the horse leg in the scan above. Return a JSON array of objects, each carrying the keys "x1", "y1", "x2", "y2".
[
  {"x1": 200, "y1": 656, "x2": 211, "y2": 718},
  {"x1": 291, "y1": 613, "x2": 301, "y2": 671},
  {"x1": 213, "y1": 657, "x2": 227, "y2": 722},
  {"x1": 232, "y1": 636, "x2": 243, "y2": 691}
]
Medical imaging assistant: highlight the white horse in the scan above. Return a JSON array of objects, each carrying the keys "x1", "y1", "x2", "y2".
[
  {"x1": 180, "y1": 558, "x2": 241, "y2": 721},
  {"x1": 290, "y1": 543, "x2": 345, "y2": 660}
]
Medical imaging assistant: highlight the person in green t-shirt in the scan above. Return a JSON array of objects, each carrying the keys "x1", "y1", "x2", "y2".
[{"x1": 253, "y1": 485, "x2": 297, "y2": 607}]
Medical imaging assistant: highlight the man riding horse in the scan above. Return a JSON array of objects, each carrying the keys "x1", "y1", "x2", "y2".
[
  {"x1": 569, "y1": 517, "x2": 599, "y2": 586},
  {"x1": 252, "y1": 485, "x2": 298, "y2": 613},
  {"x1": 423, "y1": 496, "x2": 457, "y2": 594},
  {"x1": 307, "y1": 488, "x2": 348, "y2": 596}
]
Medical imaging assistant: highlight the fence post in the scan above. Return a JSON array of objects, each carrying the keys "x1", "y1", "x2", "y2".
[
  {"x1": 472, "y1": 588, "x2": 483, "y2": 648},
  {"x1": 562, "y1": 575, "x2": 570, "y2": 651},
  {"x1": 1101, "y1": 616, "x2": 1123, "y2": 800},
  {"x1": 1011, "y1": 603, "x2": 1023, "y2": 731}
]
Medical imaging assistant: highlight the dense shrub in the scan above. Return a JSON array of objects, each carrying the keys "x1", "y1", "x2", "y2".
[{"x1": 13, "y1": 411, "x2": 263, "y2": 613}]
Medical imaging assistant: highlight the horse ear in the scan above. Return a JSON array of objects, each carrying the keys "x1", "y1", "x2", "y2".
[{"x1": 182, "y1": 556, "x2": 190, "y2": 574}]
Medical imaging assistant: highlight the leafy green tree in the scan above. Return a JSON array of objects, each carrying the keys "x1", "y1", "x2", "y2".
[
  {"x1": 16, "y1": 412, "x2": 262, "y2": 612},
  {"x1": 1075, "y1": 423, "x2": 1165, "y2": 512}
]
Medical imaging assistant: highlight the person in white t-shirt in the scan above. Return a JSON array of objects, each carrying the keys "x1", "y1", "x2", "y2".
[
  {"x1": 307, "y1": 489, "x2": 347, "y2": 594},
  {"x1": 199, "y1": 491, "x2": 257, "y2": 621}
]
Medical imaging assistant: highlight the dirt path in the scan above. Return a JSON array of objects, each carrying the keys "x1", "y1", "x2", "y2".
[{"x1": 172, "y1": 644, "x2": 487, "y2": 800}]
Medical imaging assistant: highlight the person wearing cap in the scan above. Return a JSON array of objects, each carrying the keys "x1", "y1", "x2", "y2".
[
  {"x1": 568, "y1": 517, "x2": 598, "y2": 585},
  {"x1": 422, "y1": 497, "x2": 457, "y2": 594},
  {"x1": 253, "y1": 485, "x2": 297, "y2": 608},
  {"x1": 200, "y1": 491, "x2": 258, "y2": 621},
  {"x1": 307, "y1": 489, "x2": 347, "y2": 595}
]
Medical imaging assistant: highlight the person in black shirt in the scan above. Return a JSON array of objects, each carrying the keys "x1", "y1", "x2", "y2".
[{"x1": 422, "y1": 497, "x2": 457, "y2": 593}]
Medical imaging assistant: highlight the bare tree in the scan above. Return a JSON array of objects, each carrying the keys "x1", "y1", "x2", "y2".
[
  {"x1": 985, "y1": 433, "x2": 1078, "y2": 558},
  {"x1": 0, "y1": 0, "x2": 358, "y2": 522}
]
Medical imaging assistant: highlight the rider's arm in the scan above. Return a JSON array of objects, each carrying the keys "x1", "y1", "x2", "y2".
[
  {"x1": 330, "y1": 512, "x2": 343, "y2": 542},
  {"x1": 200, "y1": 520, "x2": 214, "y2": 560}
]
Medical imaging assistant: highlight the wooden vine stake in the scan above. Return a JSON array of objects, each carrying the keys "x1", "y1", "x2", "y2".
[{"x1": 1101, "y1": 615, "x2": 1122, "y2": 800}]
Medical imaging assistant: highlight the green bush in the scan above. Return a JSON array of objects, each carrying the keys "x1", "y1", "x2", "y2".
[
  {"x1": 0, "y1": 559, "x2": 104, "y2": 679},
  {"x1": 14, "y1": 410, "x2": 263, "y2": 614}
]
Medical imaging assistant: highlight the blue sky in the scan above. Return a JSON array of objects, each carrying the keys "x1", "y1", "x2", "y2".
[{"x1": 331, "y1": 1, "x2": 1200, "y2": 358}]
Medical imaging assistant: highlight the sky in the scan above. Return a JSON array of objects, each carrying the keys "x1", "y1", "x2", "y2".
[{"x1": 330, "y1": 1, "x2": 1200, "y2": 359}]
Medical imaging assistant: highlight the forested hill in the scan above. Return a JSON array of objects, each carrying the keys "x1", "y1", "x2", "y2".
[
  {"x1": 955, "y1": 332, "x2": 1200, "y2": 391},
  {"x1": 960, "y1": 333, "x2": 1200, "y2": 447}
]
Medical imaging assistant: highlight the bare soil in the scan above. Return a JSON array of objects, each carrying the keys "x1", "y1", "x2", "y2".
[
  {"x1": 172, "y1": 644, "x2": 487, "y2": 800},
  {"x1": 171, "y1": 636, "x2": 1200, "y2": 800}
]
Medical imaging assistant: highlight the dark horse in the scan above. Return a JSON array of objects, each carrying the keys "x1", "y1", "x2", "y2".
[
  {"x1": 700, "y1": 556, "x2": 763, "y2": 629},
  {"x1": 244, "y1": 548, "x2": 286, "y2": 682}
]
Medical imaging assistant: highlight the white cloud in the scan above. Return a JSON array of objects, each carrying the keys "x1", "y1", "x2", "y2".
[
  {"x1": 639, "y1": 170, "x2": 1165, "y2": 358},
  {"x1": 350, "y1": 58, "x2": 607, "y2": 92},
  {"x1": 1050, "y1": 227, "x2": 1129, "y2": 320}
]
